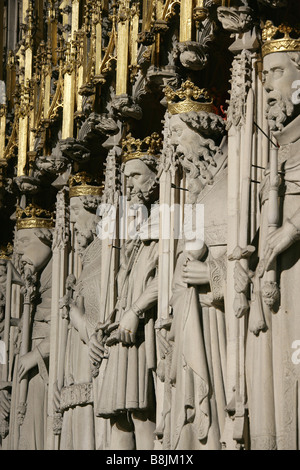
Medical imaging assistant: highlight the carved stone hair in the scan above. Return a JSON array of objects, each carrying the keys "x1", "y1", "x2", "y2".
[
  {"x1": 79, "y1": 195, "x2": 102, "y2": 214},
  {"x1": 179, "y1": 111, "x2": 225, "y2": 140},
  {"x1": 121, "y1": 154, "x2": 160, "y2": 175},
  {"x1": 139, "y1": 154, "x2": 160, "y2": 173},
  {"x1": 34, "y1": 228, "x2": 53, "y2": 247},
  {"x1": 172, "y1": 111, "x2": 226, "y2": 181},
  {"x1": 287, "y1": 52, "x2": 300, "y2": 71}
]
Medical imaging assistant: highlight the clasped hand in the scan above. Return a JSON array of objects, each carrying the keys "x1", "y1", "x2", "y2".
[
  {"x1": 182, "y1": 258, "x2": 210, "y2": 286},
  {"x1": 263, "y1": 220, "x2": 298, "y2": 272}
]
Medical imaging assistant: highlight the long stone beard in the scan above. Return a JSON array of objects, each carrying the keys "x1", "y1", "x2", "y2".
[
  {"x1": 127, "y1": 180, "x2": 157, "y2": 206},
  {"x1": 127, "y1": 188, "x2": 146, "y2": 205},
  {"x1": 174, "y1": 140, "x2": 216, "y2": 183},
  {"x1": 266, "y1": 93, "x2": 294, "y2": 132},
  {"x1": 76, "y1": 227, "x2": 94, "y2": 253}
]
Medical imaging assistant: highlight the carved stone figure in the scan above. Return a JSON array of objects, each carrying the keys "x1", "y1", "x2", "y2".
[
  {"x1": 90, "y1": 134, "x2": 161, "y2": 450},
  {"x1": 7, "y1": 207, "x2": 53, "y2": 450},
  {"x1": 245, "y1": 29, "x2": 300, "y2": 449},
  {"x1": 159, "y1": 106, "x2": 228, "y2": 450},
  {"x1": 0, "y1": 253, "x2": 10, "y2": 443},
  {"x1": 56, "y1": 174, "x2": 103, "y2": 450},
  {"x1": 217, "y1": 4, "x2": 254, "y2": 33},
  {"x1": 173, "y1": 42, "x2": 209, "y2": 71},
  {"x1": 0, "y1": 259, "x2": 6, "y2": 339}
]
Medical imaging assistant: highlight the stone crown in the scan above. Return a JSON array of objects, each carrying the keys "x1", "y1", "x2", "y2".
[
  {"x1": 164, "y1": 80, "x2": 213, "y2": 115},
  {"x1": 121, "y1": 133, "x2": 162, "y2": 163},
  {"x1": 262, "y1": 21, "x2": 300, "y2": 58},
  {"x1": 0, "y1": 243, "x2": 13, "y2": 260},
  {"x1": 68, "y1": 172, "x2": 103, "y2": 198},
  {"x1": 16, "y1": 204, "x2": 54, "y2": 230}
]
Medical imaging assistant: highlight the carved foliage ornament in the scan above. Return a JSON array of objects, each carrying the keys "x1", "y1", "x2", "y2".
[
  {"x1": 226, "y1": 50, "x2": 252, "y2": 129},
  {"x1": 217, "y1": 6, "x2": 254, "y2": 33},
  {"x1": 173, "y1": 41, "x2": 209, "y2": 71},
  {"x1": 52, "y1": 189, "x2": 70, "y2": 250}
]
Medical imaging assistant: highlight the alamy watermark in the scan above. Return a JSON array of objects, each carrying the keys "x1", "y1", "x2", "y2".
[
  {"x1": 291, "y1": 340, "x2": 300, "y2": 365},
  {"x1": 96, "y1": 197, "x2": 204, "y2": 243},
  {"x1": 292, "y1": 80, "x2": 300, "y2": 105}
]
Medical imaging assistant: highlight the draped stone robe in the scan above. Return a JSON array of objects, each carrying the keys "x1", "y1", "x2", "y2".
[
  {"x1": 9, "y1": 259, "x2": 52, "y2": 450},
  {"x1": 96, "y1": 219, "x2": 159, "y2": 419},
  {"x1": 60, "y1": 237, "x2": 102, "y2": 450},
  {"x1": 164, "y1": 163, "x2": 228, "y2": 450},
  {"x1": 247, "y1": 127, "x2": 300, "y2": 450}
]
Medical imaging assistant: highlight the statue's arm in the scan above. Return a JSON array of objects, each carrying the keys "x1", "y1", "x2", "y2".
[
  {"x1": 69, "y1": 296, "x2": 89, "y2": 344},
  {"x1": 263, "y1": 209, "x2": 300, "y2": 271},
  {"x1": 207, "y1": 250, "x2": 227, "y2": 305},
  {"x1": 117, "y1": 275, "x2": 158, "y2": 345},
  {"x1": 18, "y1": 333, "x2": 51, "y2": 381},
  {"x1": 288, "y1": 208, "x2": 300, "y2": 238},
  {"x1": 131, "y1": 275, "x2": 158, "y2": 315}
]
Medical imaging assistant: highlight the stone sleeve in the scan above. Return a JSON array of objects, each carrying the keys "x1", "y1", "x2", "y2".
[{"x1": 208, "y1": 251, "x2": 227, "y2": 305}]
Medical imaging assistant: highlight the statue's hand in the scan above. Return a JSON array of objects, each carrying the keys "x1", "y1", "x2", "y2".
[
  {"x1": 264, "y1": 220, "x2": 299, "y2": 271},
  {"x1": 18, "y1": 350, "x2": 39, "y2": 382},
  {"x1": 234, "y1": 261, "x2": 252, "y2": 294},
  {"x1": 182, "y1": 259, "x2": 210, "y2": 285},
  {"x1": 117, "y1": 309, "x2": 139, "y2": 345},
  {"x1": 157, "y1": 330, "x2": 171, "y2": 359},
  {"x1": 69, "y1": 302, "x2": 84, "y2": 328},
  {"x1": 88, "y1": 332, "x2": 106, "y2": 366},
  {"x1": 0, "y1": 390, "x2": 11, "y2": 419}
]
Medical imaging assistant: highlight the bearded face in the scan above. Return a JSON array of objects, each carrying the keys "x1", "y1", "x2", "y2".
[
  {"x1": 266, "y1": 90, "x2": 295, "y2": 132},
  {"x1": 169, "y1": 115, "x2": 200, "y2": 160},
  {"x1": 70, "y1": 196, "x2": 99, "y2": 253},
  {"x1": 124, "y1": 159, "x2": 158, "y2": 207},
  {"x1": 16, "y1": 229, "x2": 52, "y2": 276},
  {"x1": 75, "y1": 226, "x2": 94, "y2": 255},
  {"x1": 263, "y1": 52, "x2": 300, "y2": 132}
]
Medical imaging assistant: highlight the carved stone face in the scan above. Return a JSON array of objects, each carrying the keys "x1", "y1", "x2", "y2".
[
  {"x1": 263, "y1": 52, "x2": 300, "y2": 132},
  {"x1": 169, "y1": 114, "x2": 207, "y2": 203},
  {"x1": 179, "y1": 50, "x2": 205, "y2": 71},
  {"x1": 16, "y1": 229, "x2": 52, "y2": 275},
  {"x1": 170, "y1": 114, "x2": 190, "y2": 153},
  {"x1": 124, "y1": 158, "x2": 157, "y2": 206},
  {"x1": 75, "y1": 228, "x2": 94, "y2": 254},
  {"x1": 70, "y1": 196, "x2": 98, "y2": 250},
  {"x1": 70, "y1": 196, "x2": 95, "y2": 228},
  {"x1": 169, "y1": 114, "x2": 201, "y2": 160}
]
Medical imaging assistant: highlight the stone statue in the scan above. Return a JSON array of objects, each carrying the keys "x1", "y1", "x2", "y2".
[
  {"x1": 159, "y1": 100, "x2": 228, "y2": 449},
  {"x1": 7, "y1": 206, "x2": 53, "y2": 450},
  {"x1": 0, "y1": 259, "x2": 7, "y2": 340},
  {"x1": 54, "y1": 173, "x2": 103, "y2": 450},
  {"x1": 244, "y1": 25, "x2": 300, "y2": 449},
  {"x1": 0, "y1": 253, "x2": 10, "y2": 443},
  {"x1": 90, "y1": 133, "x2": 161, "y2": 450}
]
